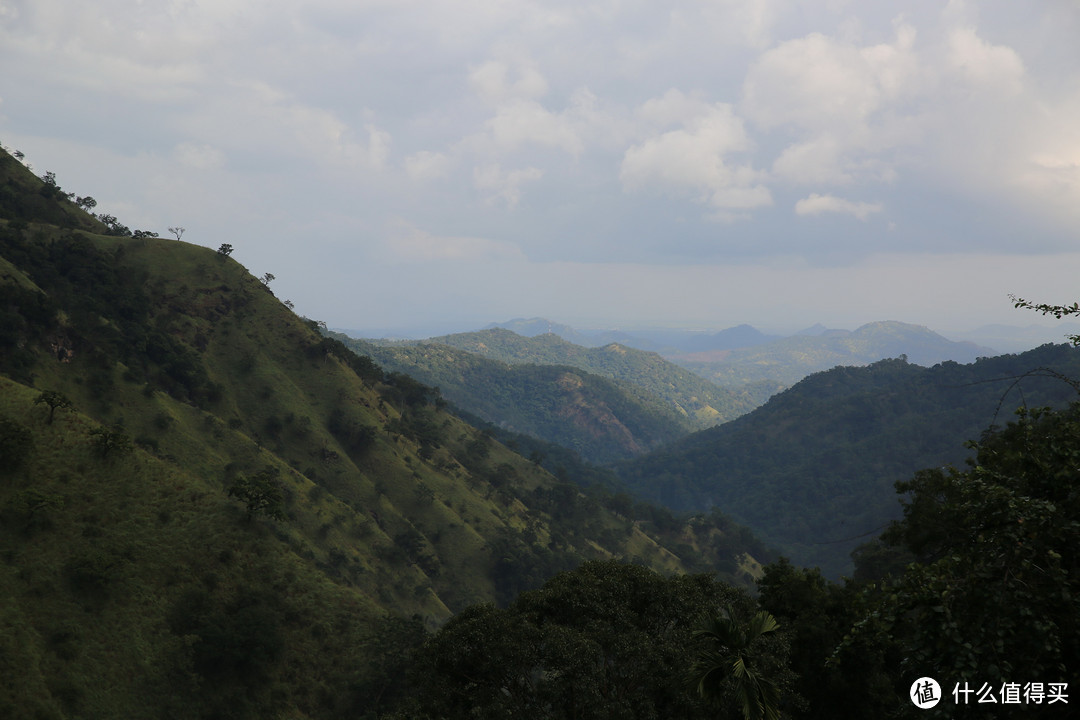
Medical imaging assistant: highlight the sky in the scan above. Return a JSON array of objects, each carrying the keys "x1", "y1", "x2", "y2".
[{"x1": 2, "y1": 0, "x2": 1080, "y2": 337}]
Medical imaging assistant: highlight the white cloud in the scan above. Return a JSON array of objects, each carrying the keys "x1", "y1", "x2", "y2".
[
  {"x1": 474, "y1": 163, "x2": 544, "y2": 207},
  {"x1": 404, "y1": 150, "x2": 452, "y2": 182},
  {"x1": 485, "y1": 100, "x2": 584, "y2": 155},
  {"x1": 946, "y1": 26, "x2": 1024, "y2": 94},
  {"x1": 795, "y1": 193, "x2": 883, "y2": 220},
  {"x1": 635, "y1": 89, "x2": 716, "y2": 129},
  {"x1": 469, "y1": 59, "x2": 549, "y2": 103},
  {"x1": 621, "y1": 102, "x2": 771, "y2": 211}
]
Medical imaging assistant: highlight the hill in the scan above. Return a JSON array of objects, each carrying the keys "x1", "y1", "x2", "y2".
[
  {"x1": 615, "y1": 344, "x2": 1080, "y2": 577},
  {"x1": 486, "y1": 317, "x2": 783, "y2": 354},
  {"x1": 0, "y1": 149, "x2": 768, "y2": 718},
  {"x1": 376, "y1": 327, "x2": 761, "y2": 426},
  {"x1": 335, "y1": 335, "x2": 695, "y2": 463},
  {"x1": 668, "y1": 320, "x2": 994, "y2": 391}
]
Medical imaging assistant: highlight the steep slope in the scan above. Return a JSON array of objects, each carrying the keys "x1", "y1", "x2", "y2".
[
  {"x1": 669, "y1": 320, "x2": 994, "y2": 391},
  {"x1": 0, "y1": 149, "x2": 768, "y2": 718},
  {"x1": 617, "y1": 345, "x2": 1080, "y2": 577},
  {"x1": 339, "y1": 335, "x2": 694, "y2": 462}
]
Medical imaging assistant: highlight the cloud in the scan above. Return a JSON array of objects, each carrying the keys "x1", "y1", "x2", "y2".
[
  {"x1": 485, "y1": 100, "x2": 584, "y2": 156},
  {"x1": 795, "y1": 193, "x2": 883, "y2": 220},
  {"x1": 620, "y1": 101, "x2": 771, "y2": 211},
  {"x1": 404, "y1": 150, "x2": 452, "y2": 182},
  {"x1": 384, "y1": 220, "x2": 526, "y2": 263},
  {"x1": 474, "y1": 163, "x2": 544, "y2": 207},
  {"x1": 469, "y1": 59, "x2": 549, "y2": 103},
  {"x1": 946, "y1": 26, "x2": 1024, "y2": 94}
]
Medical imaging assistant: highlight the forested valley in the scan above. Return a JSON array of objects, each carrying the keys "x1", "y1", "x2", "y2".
[{"x1": 1, "y1": 147, "x2": 1076, "y2": 719}]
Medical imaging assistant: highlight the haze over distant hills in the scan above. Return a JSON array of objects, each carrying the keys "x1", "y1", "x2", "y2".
[
  {"x1": 668, "y1": 320, "x2": 995, "y2": 391},
  {"x1": 362, "y1": 317, "x2": 1004, "y2": 399}
]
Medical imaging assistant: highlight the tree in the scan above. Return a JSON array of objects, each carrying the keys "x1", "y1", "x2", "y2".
[
  {"x1": 217, "y1": 243, "x2": 234, "y2": 258},
  {"x1": 33, "y1": 390, "x2": 73, "y2": 424},
  {"x1": 89, "y1": 426, "x2": 133, "y2": 458},
  {"x1": 228, "y1": 467, "x2": 286, "y2": 521},
  {"x1": 691, "y1": 606, "x2": 783, "y2": 720},
  {"x1": 75, "y1": 196, "x2": 97, "y2": 211},
  {"x1": 846, "y1": 404, "x2": 1080, "y2": 717},
  {"x1": 409, "y1": 561, "x2": 774, "y2": 719},
  {"x1": 260, "y1": 272, "x2": 275, "y2": 286},
  {"x1": 168, "y1": 226, "x2": 185, "y2": 241}
]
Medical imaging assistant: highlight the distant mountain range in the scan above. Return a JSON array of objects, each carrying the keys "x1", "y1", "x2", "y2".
[{"x1": 667, "y1": 320, "x2": 995, "y2": 391}]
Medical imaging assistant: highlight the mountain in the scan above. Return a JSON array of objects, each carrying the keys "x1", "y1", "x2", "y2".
[
  {"x1": 486, "y1": 317, "x2": 783, "y2": 354},
  {"x1": 616, "y1": 344, "x2": 1080, "y2": 577},
  {"x1": 0, "y1": 150, "x2": 768, "y2": 718},
  {"x1": 668, "y1": 320, "x2": 995, "y2": 392},
  {"x1": 359, "y1": 328, "x2": 763, "y2": 444},
  {"x1": 485, "y1": 317, "x2": 651, "y2": 349},
  {"x1": 334, "y1": 335, "x2": 696, "y2": 463}
]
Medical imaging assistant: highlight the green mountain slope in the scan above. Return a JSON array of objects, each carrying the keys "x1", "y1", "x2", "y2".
[
  {"x1": 365, "y1": 327, "x2": 758, "y2": 428},
  {"x1": 616, "y1": 345, "x2": 1080, "y2": 577},
  {"x1": 338, "y1": 335, "x2": 695, "y2": 463},
  {"x1": 669, "y1": 320, "x2": 994, "y2": 391},
  {"x1": 0, "y1": 150, "x2": 768, "y2": 718}
]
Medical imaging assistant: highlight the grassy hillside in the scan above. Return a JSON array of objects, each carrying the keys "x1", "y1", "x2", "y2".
[
  {"x1": 0, "y1": 149, "x2": 768, "y2": 718},
  {"x1": 363, "y1": 327, "x2": 759, "y2": 429},
  {"x1": 338, "y1": 335, "x2": 696, "y2": 463},
  {"x1": 669, "y1": 320, "x2": 993, "y2": 392},
  {"x1": 616, "y1": 345, "x2": 1080, "y2": 577}
]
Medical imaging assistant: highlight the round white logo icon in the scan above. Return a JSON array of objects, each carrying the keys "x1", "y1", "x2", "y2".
[{"x1": 911, "y1": 677, "x2": 942, "y2": 709}]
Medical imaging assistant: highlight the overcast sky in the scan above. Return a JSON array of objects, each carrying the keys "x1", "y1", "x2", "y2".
[{"x1": 2, "y1": 0, "x2": 1080, "y2": 336}]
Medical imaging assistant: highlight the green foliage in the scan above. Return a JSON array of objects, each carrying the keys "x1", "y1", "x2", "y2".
[
  {"x1": 216, "y1": 243, "x2": 234, "y2": 258},
  {"x1": 757, "y1": 558, "x2": 901, "y2": 719},
  {"x1": 227, "y1": 467, "x2": 286, "y2": 521},
  {"x1": 867, "y1": 405, "x2": 1079, "y2": 706},
  {"x1": 691, "y1": 606, "x2": 783, "y2": 720},
  {"x1": 408, "y1": 561, "x2": 780, "y2": 719}
]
